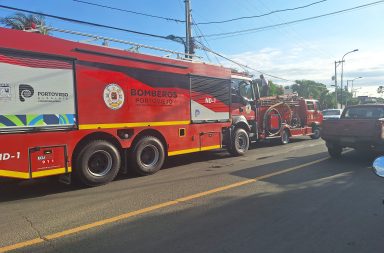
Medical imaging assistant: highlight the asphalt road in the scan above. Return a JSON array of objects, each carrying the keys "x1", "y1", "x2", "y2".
[{"x1": 1, "y1": 138, "x2": 384, "y2": 253}]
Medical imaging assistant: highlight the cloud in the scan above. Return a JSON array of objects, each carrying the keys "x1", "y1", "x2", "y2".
[{"x1": 225, "y1": 47, "x2": 384, "y2": 96}]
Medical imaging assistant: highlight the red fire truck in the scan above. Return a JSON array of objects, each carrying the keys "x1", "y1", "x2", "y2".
[
  {"x1": 0, "y1": 28, "x2": 322, "y2": 186},
  {"x1": 229, "y1": 72, "x2": 323, "y2": 147},
  {"x1": 0, "y1": 27, "x2": 246, "y2": 186}
]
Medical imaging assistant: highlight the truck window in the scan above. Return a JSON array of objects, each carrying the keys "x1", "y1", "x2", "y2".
[
  {"x1": 344, "y1": 107, "x2": 384, "y2": 119},
  {"x1": 239, "y1": 81, "x2": 254, "y2": 101},
  {"x1": 306, "y1": 101, "x2": 315, "y2": 110}
]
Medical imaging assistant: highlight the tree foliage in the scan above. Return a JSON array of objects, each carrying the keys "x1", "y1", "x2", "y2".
[
  {"x1": 0, "y1": 12, "x2": 49, "y2": 35},
  {"x1": 378, "y1": 86, "x2": 384, "y2": 96}
]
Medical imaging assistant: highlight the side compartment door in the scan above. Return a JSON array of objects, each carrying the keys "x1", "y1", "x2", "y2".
[
  {"x1": 29, "y1": 145, "x2": 69, "y2": 178},
  {"x1": 190, "y1": 75, "x2": 230, "y2": 123}
]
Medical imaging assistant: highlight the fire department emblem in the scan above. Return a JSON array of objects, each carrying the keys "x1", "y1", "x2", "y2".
[
  {"x1": 245, "y1": 103, "x2": 252, "y2": 114},
  {"x1": 103, "y1": 84, "x2": 124, "y2": 110}
]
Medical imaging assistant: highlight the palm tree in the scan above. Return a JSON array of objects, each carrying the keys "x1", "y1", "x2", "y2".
[{"x1": 0, "y1": 12, "x2": 50, "y2": 35}]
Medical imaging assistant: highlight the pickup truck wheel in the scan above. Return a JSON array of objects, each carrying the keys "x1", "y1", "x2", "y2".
[
  {"x1": 229, "y1": 128, "x2": 249, "y2": 156},
  {"x1": 311, "y1": 127, "x2": 320, "y2": 139},
  {"x1": 130, "y1": 136, "x2": 165, "y2": 176},
  {"x1": 280, "y1": 129, "x2": 290, "y2": 145},
  {"x1": 328, "y1": 145, "x2": 342, "y2": 159},
  {"x1": 74, "y1": 140, "x2": 121, "y2": 187}
]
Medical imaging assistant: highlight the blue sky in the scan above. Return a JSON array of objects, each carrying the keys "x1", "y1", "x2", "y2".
[{"x1": 0, "y1": 0, "x2": 383, "y2": 96}]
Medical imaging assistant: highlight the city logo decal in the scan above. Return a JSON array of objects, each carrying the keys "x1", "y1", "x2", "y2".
[
  {"x1": 103, "y1": 83, "x2": 125, "y2": 110},
  {"x1": 19, "y1": 84, "x2": 34, "y2": 102}
]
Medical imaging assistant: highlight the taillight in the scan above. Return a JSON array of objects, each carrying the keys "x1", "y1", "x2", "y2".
[{"x1": 377, "y1": 120, "x2": 384, "y2": 139}]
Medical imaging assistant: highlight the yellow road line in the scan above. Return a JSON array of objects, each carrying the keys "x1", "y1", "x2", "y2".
[{"x1": 0, "y1": 157, "x2": 328, "y2": 253}]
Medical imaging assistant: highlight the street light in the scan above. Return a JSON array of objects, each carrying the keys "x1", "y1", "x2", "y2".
[
  {"x1": 346, "y1": 77, "x2": 362, "y2": 93},
  {"x1": 340, "y1": 49, "x2": 359, "y2": 108},
  {"x1": 346, "y1": 77, "x2": 362, "y2": 105}
]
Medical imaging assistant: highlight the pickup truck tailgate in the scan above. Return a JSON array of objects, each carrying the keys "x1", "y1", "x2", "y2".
[{"x1": 322, "y1": 119, "x2": 379, "y2": 137}]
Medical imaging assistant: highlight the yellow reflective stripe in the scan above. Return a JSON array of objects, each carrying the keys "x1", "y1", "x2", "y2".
[
  {"x1": 79, "y1": 121, "x2": 191, "y2": 130},
  {"x1": 201, "y1": 145, "x2": 222, "y2": 151},
  {"x1": 0, "y1": 167, "x2": 71, "y2": 180},
  {"x1": 168, "y1": 145, "x2": 221, "y2": 156},
  {"x1": 0, "y1": 169, "x2": 30, "y2": 179},
  {"x1": 32, "y1": 167, "x2": 71, "y2": 178}
]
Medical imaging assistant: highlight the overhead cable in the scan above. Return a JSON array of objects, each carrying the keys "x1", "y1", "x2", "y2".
[
  {"x1": 198, "y1": 0, "x2": 384, "y2": 38},
  {"x1": 194, "y1": 41, "x2": 294, "y2": 82},
  {"x1": 72, "y1": 0, "x2": 184, "y2": 23},
  {"x1": 197, "y1": 0, "x2": 327, "y2": 25},
  {"x1": 0, "y1": 4, "x2": 172, "y2": 40}
]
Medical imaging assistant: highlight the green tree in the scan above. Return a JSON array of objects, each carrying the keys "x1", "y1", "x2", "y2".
[
  {"x1": 252, "y1": 79, "x2": 283, "y2": 97},
  {"x1": 0, "y1": 12, "x2": 49, "y2": 35},
  {"x1": 269, "y1": 81, "x2": 284, "y2": 96},
  {"x1": 322, "y1": 92, "x2": 337, "y2": 109},
  {"x1": 292, "y1": 80, "x2": 328, "y2": 99},
  {"x1": 377, "y1": 86, "x2": 384, "y2": 97}
]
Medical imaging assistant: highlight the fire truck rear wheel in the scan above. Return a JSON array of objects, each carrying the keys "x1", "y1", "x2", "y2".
[
  {"x1": 74, "y1": 140, "x2": 121, "y2": 187},
  {"x1": 280, "y1": 129, "x2": 290, "y2": 144},
  {"x1": 229, "y1": 128, "x2": 249, "y2": 156},
  {"x1": 311, "y1": 126, "x2": 321, "y2": 139},
  {"x1": 130, "y1": 136, "x2": 165, "y2": 176}
]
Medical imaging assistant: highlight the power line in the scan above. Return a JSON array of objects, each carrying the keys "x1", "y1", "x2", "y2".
[
  {"x1": 72, "y1": 0, "x2": 184, "y2": 23},
  {"x1": 197, "y1": 0, "x2": 327, "y2": 25},
  {"x1": 194, "y1": 41, "x2": 295, "y2": 82},
  {"x1": 190, "y1": 15, "x2": 222, "y2": 64},
  {"x1": 198, "y1": 0, "x2": 384, "y2": 38},
  {"x1": 0, "y1": 4, "x2": 173, "y2": 40}
]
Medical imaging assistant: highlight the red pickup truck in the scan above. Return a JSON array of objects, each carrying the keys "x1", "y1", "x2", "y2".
[{"x1": 321, "y1": 104, "x2": 384, "y2": 158}]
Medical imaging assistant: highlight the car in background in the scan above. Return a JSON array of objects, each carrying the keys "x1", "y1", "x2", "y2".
[{"x1": 322, "y1": 109, "x2": 343, "y2": 119}]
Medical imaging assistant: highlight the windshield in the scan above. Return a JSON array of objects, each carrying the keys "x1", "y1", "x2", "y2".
[
  {"x1": 344, "y1": 107, "x2": 384, "y2": 119},
  {"x1": 323, "y1": 110, "x2": 341, "y2": 116},
  {"x1": 231, "y1": 79, "x2": 254, "y2": 101}
]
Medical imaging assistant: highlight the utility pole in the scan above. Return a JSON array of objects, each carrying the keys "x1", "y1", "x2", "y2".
[
  {"x1": 340, "y1": 49, "x2": 359, "y2": 108},
  {"x1": 334, "y1": 61, "x2": 338, "y2": 108},
  {"x1": 334, "y1": 60, "x2": 343, "y2": 108},
  {"x1": 185, "y1": 0, "x2": 193, "y2": 58}
]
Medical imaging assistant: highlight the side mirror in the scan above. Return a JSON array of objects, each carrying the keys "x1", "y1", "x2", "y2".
[{"x1": 373, "y1": 156, "x2": 384, "y2": 177}]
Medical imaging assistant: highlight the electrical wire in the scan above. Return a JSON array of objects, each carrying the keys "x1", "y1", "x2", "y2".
[
  {"x1": 197, "y1": 0, "x2": 384, "y2": 38},
  {"x1": 0, "y1": 3, "x2": 295, "y2": 83},
  {"x1": 191, "y1": 15, "x2": 223, "y2": 64},
  {"x1": 72, "y1": 0, "x2": 184, "y2": 23},
  {"x1": 197, "y1": 0, "x2": 327, "y2": 25},
  {"x1": 194, "y1": 41, "x2": 295, "y2": 82},
  {"x1": 0, "y1": 4, "x2": 173, "y2": 40}
]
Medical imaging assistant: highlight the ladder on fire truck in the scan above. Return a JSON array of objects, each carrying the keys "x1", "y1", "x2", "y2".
[
  {"x1": 259, "y1": 93, "x2": 301, "y2": 107},
  {"x1": 27, "y1": 26, "x2": 201, "y2": 61}
]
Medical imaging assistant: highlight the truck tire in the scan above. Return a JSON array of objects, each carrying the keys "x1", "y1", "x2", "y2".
[
  {"x1": 328, "y1": 145, "x2": 342, "y2": 159},
  {"x1": 130, "y1": 136, "x2": 165, "y2": 176},
  {"x1": 311, "y1": 126, "x2": 321, "y2": 139},
  {"x1": 280, "y1": 129, "x2": 290, "y2": 145},
  {"x1": 229, "y1": 128, "x2": 249, "y2": 156},
  {"x1": 74, "y1": 140, "x2": 121, "y2": 187}
]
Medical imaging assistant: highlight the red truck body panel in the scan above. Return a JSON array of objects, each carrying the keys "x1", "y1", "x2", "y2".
[{"x1": 0, "y1": 28, "x2": 232, "y2": 179}]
